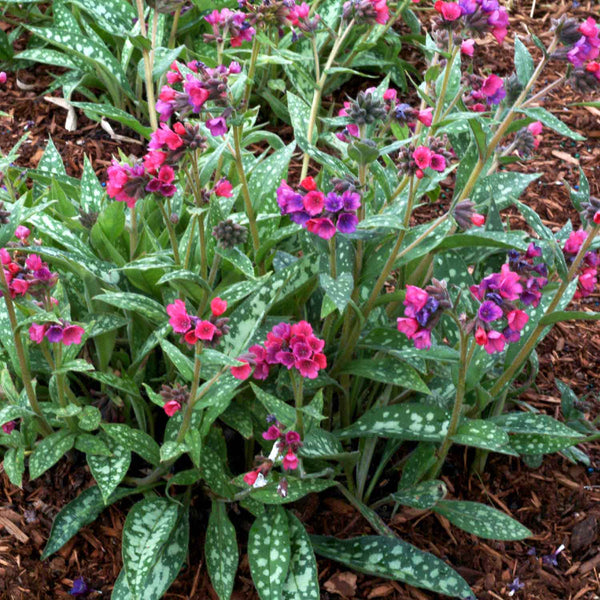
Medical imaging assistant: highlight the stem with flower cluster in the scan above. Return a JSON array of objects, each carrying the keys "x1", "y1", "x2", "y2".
[
  {"x1": 300, "y1": 19, "x2": 355, "y2": 180},
  {"x1": 290, "y1": 370, "x2": 305, "y2": 439},
  {"x1": 0, "y1": 266, "x2": 53, "y2": 436},
  {"x1": 135, "y1": 0, "x2": 158, "y2": 131},
  {"x1": 156, "y1": 200, "x2": 181, "y2": 264},
  {"x1": 242, "y1": 37, "x2": 261, "y2": 107}
]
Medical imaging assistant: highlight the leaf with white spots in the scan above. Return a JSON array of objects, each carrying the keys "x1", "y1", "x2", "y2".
[
  {"x1": 94, "y1": 292, "x2": 168, "y2": 324},
  {"x1": 470, "y1": 171, "x2": 541, "y2": 209},
  {"x1": 29, "y1": 430, "x2": 76, "y2": 480},
  {"x1": 451, "y1": 419, "x2": 517, "y2": 455},
  {"x1": 3, "y1": 447, "x2": 25, "y2": 488},
  {"x1": 71, "y1": 102, "x2": 152, "y2": 138},
  {"x1": 68, "y1": 0, "x2": 136, "y2": 36},
  {"x1": 320, "y1": 272, "x2": 353, "y2": 313},
  {"x1": 122, "y1": 498, "x2": 180, "y2": 597},
  {"x1": 311, "y1": 535, "x2": 473, "y2": 598},
  {"x1": 36, "y1": 136, "x2": 66, "y2": 176},
  {"x1": 80, "y1": 155, "x2": 106, "y2": 212},
  {"x1": 518, "y1": 107, "x2": 585, "y2": 141},
  {"x1": 248, "y1": 477, "x2": 335, "y2": 505},
  {"x1": 340, "y1": 358, "x2": 430, "y2": 394},
  {"x1": 286, "y1": 91, "x2": 314, "y2": 150},
  {"x1": 282, "y1": 512, "x2": 319, "y2": 600},
  {"x1": 433, "y1": 500, "x2": 531, "y2": 540},
  {"x1": 101, "y1": 423, "x2": 161, "y2": 466},
  {"x1": 400, "y1": 443, "x2": 437, "y2": 488},
  {"x1": 300, "y1": 428, "x2": 347, "y2": 459},
  {"x1": 248, "y1": 505, "x2": 291, "y2": 600},
  {"x1": 491, "y1": 413, "x2": 584, "y2": 437},
  {"x1": 205, "y1": 501, "x2": 238, "y2": 600},
  {"x1": 216, "y1": 246, "x2": 255, "y2": 279},
  {"x1": 249, "y1": 142, "x2": 295, "y2": 213},
  {"x1": 87, "y1": 437, "x2": 131, "y2": 504},
  {"x1": 508, "y1": 433, "x2": 583, "y2": 454},
  {"x1": 42, "y1": 486, "x2": 136, "y2": 559},
  {"x1": 338, "y1": 404, "x2": 450, "y2": 441},
  {"x1": 392, "y1": 480, "x2": 447, "y2": 510},
  {"x1": 251, "y1": 384, "x2": 296, "y2": 428}
]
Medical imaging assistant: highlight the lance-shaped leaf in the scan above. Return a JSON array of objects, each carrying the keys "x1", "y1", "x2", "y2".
[
  {"x1": 518, "y1": 107, "x2": 585, "y2": 141},
  {"x1": 87, "y1": 437, "x2": 131, "y2": 504},
  {"x1": 122, "y1": 498, "x2": 180, "y2": 597},
  {"x1": 451, "y1": 419, "x2": 517, "y2": 455},
  {"x1": 248, "y1": 505, "x2": 291, "y2": 600},
  {"x1": 338, "y1": 404, "x2": 450, "y2": 441},
  {"x1": 42, "y1": 486, "x2": 136, "y2": 559},
  {"x1": 320, "y1": 272, "x2": 354, "y2": 313},
  {"x1": 340, "y1": 358, "x2": 429, "y2": 394},
  {"x1": 29, "y1": 430, "x2": 76, "y2": 480},
  {"x1": 102, "y1": 423, "x2": 161, "y2": 466},
  {"x1": 282, "y1": 512, "x2": 319, "y2": 600},
  {"x1": 392, "y1": 480, "x2": 447, "y2": 510},
  {"x1": 94, "y1": 292, "x2": 167, "y2": 324},
  {"x1": 433, "y1": 500, "x2": 531, "y2": 540},
  {"x1": 248, "y1": 477, "x2": 335, "y2": 505},
  {"x1": 206, "y1": 502, "x2": 238, "y2": 600},
  {"x1": 3, "y1": 447, "x2": 25, "y2": 488},
  {"x1": 311, "y1": 535, "x2": 472, "y2": 598}
]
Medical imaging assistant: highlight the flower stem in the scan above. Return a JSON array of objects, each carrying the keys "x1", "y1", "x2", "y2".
[
  {"x1": 129, "y1": 205, "x2": 138, "y2": 261},
  {"x1": 243, "y1": 37, "x2": 261, "y2": 107},
  {"x1": 176, "y1": 342, "x2": 202, "y2": 444},
  {"x1": 291, "y1": 370, "x2": 304, "y2": 439},
  {"x1": 0, "y1": 267, "x2": 53, "y2": 436},
  {"x1": 156, "y1": 199, "x2": 180, "y2": 264},
  {"x1": 431, "y1": 41, "x2": 458, "y2": 126},
  {"x1": 135, "y1": 0, "x2": 158, "y2": 131}
]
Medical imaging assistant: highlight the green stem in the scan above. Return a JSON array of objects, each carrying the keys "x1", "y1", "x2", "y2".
[
  {"x1": 300, "y1": 19, "x2": 355, "y2": 179},
  {"x1": 431, "y1": 41, "x2": 458, "y2": 126},
  {"x1": 242, "y1": 36, "x2": 261, "y2": 107},
  {"x1": 198, "y1": 212, "x2": 208, "y2": 280},
  {"x1": 129, "y1": 205, "x2": 138, "y2": 261},
  {"x1": 427, "y1": 334, "x2": 474, "y2": 479},
  {"x1": 232, "y1": 125, "x2": 261, "y2": 263},
  {"x1": 176, "y1": 343, "x2": 202, "y2": 444},
  {"x1": 135, "y1": 0, "x2": 158, "y2": 130},
  {"x1": 291, "y1": 370, "x2": 304, "y2": 438},
  {"x1": 54, "y1": 344, "x2": 77, "y2": 432},
  {"x1": 167, "y1": 6, "x2": 182, "y2": 49},
  {"x1": 207, "y1": 252, "x2": 222, "y2": 288},
  {"x1": 157, "y1": 200, "x2": 181, "y2": 264},
  {"x1": 183, "y1": 215, "x2": 197, "y2": 271},
  {"x1": 0, "y1": 266, "x2": 52, "y2": 436}
]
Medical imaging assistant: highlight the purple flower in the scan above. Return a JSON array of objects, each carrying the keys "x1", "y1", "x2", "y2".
[
  {"x1": 324, "y1": 192, "x2": 343, "y2": 213},
  {"x1": 478, "y1": 300, "x2": 503, "y2": 322},
  {"x1": 336, "y1": 212, "x2": 358, "y2": 234},
  {"x1": 415, "y1": 297, "x2": 440, "y2": 327},
  {"x1": 206, "y1": 117, "x2": 228, "y2": 136},
  {"x1": 69, "y1": 576, "x2": 89, "y2": 597},
  {"x1": 45, "y1": 325, "x2": 64, "y2": 343},
  {"x1": 341, "y1": 191, "x2": 361, "y2": 211},
  {"x1": 289, "y1": 211, "x2": 310, "y2": 225},
  {"x1": 542, "y1": 544, "x2": 564, "y2": 568},
  {"x1": 507, "y1": 577, "x2": 524, "y2": 597}
]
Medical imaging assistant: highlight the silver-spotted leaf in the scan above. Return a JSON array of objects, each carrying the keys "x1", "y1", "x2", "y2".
[
  {"x1": 206, "y1": 501, "x2": 238, "y2": 600},
  {"x1": 87, "y1": 437, "x2": 131, "y2": 503},
  {"x1": 282, "y1": 512, "x2": 319, "y2": 600},
  {"x1": 392, "y1": 480, "x2": 447, "y2": 510}
]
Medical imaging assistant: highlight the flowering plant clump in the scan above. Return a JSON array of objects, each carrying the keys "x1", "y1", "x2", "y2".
[{"x1": 3, "y1": 1, "x2": 600, "y2": 598}]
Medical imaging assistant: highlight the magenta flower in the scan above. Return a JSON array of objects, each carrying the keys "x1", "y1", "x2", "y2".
[
  {"x1": 564, "y1": 229, "x2": 587, "y2": 254},
  {"x1": 167, "y1": 299, "x2": 191, "y2": 333},
  {"x1": 417, "y1": 107, "x2": 433, "y2": 127},
  {"x1": 404, "y1": 285, "x2": 429, "y2": 317},
  {"x1": 282, "y1": 450, "x2": 299, "y2": 470},
  {"x1": 62, "y1": 325, "x2": 84, "y2": 346},
  {"x1": 461, "y1": 39, "x2": 475, "y2": 56},
  {"x1": 413, "y1": 146, "x2": 432, "y2": 169},
  {"x1": 29, "y1": 323, "x2": 47, "y2": 343},
  {"x1": 507, "y1": 309, "x2": 528, "y2": 331},
  {"x1": 194, "y1": 320, "x2": 217, "y2": 342},
  {"x1": 14, "y1": 225, "x2": 31, "y2": 240},
  {"x1": 303, "y1": 190, "x2": 326, "y2": 216},
  {"x1": 163, "y1": 400, "x2": 182, "y2": 417},
  {"x1": 478, "y1": 300, "x2": 503, "y2": 322},
  {"x1": 206, "y1": 117, "x2": 228, "y2": 136},
  {"x1": 263, "y1": 425, "x2": 282, "y2": 441},
  {"x1": 231, "y1": 359, "x2": 253, "y2": 380},
  {"x1": 2, "y1": 421, "x2": 15, "y2": 434},
  {"x1": 306, "y1": 217, "x2": 336, "y2": 240},
  {"x1": 484, "y1": 330, "x2": 505, "y2": 354},
  {"x1": 434, "y1": 0, "x2": 462, "y2": 21}
]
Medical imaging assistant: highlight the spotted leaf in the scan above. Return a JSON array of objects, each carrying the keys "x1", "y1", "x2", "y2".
[
  {"x1": 282, "y1": 512, "x2": 319, "y2": 600},
  {"x1": 87, "y1": 436, "x2": 131, "y2": 504},
  {"x1": 206, "y1": 501, "x2": 238, "y2": 600},
  {"x1": 392, "y1": 480, "x2": 447, "y2": 510}
]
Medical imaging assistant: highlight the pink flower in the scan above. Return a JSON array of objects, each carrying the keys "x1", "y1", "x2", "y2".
[
  {"x1": 163, "y1": 400, "x2": 182, "y2": 417},
  {"x1": 184, "y1": 79, "x2": 209, "y2": 111},
  {"x1": 0, "y1": 72, "x2": 6, "y2": 84},
  {"x1": 413, "y1": 146, "x2": 432, "y2": 169},
  {"x1": 62, "y1": 325, "x2": 84, "y2": 345},
  {"x1": 305, "y1": 217, "x2": 336, "y2": 240},
  {"x1": 29, "y1": 323, "x2": 47, "y2": 344},
  {"x1": 528, "y1": 121, "x2": 543, "y2": 136},
  {"x1": 303, "y1": 190, "x2": 325, "y2": 216},
  {"x1": 474, "y1": 326, "x2": 487, "y2": 346},
  {"x1": 429, "y1": 153, "x2": 446, "y2": 172},
  {"x1": 25, "y1": 254, "x2": 42, "y2": 270},
  {"x1": 262, "y1": 425, "x2": 282, "y2": 440},
  {"x1": 195, "y1": 320, "x2": 217, "y2": 341},
  {"x1": 243, "y1": 468, "x2": 260, "y2": 486},
  {"x1": 484, "y1": 330, "x2": 505, "y2": 354},
  {"x1": 282, "y1": 450, "x2": 298, "y2": 470},
  {"x1": 579, "y1": 17, "x2": 599, "y2": 38},
  {"x1": 14, "y1": 226, "x2": 30, "y2": 240},
  {"x1": 397, "y1": 317, "x2": 419, "y2": 338},
  {"x1": 11, "y1": 279, "x2": 28, "y2": 295},
  {"x1": 285, "y1": 430, "x2": 301, "y2": 446},
  {"x1": 167, "y1": 299, "x2": 191, "y2": 333},
  {"x1": 211, "y1": 297, "x2": 227, "y2": 317},
  {"x1": 296, "y1": 358, "x2": 320, "y2": 379},
  {"x1": 2, "y1": 421, "x2": 15, "y2": 434},
  {"x1": 507, "y1": 309, "x2": 528, "y2": 331},
  {"x1": 149, "y1": 123, "x2": 183, "y2": 151},
  {"x1": 412, "y1": 329, "x2": 432, "y2": 349},
  {"x1": 143, "y1": 150, "x2": 167, "y2": 174},
  {"x1": 383, "y1": 88, "x2": 397, "y2": 101},
  {"x1": 461, "y1": 39, "x2": 475, "y2": 56},
  {"x1": 300, "y1": 176, "x2": 317, "y2": 191},
  {"x1": 417, "y1": 107, "x2": 433, "y2": 127},
  {"x1": 434, "y1": 0, "x2": 462, "y2": 21},
  {"x1": 471, "y1": 213, "x2": 485, "y2": 227},
  {"x1": 214, "y1": 179, "x2": 233, "y2": 197},
  {"x1": 0, "y1": 248, "x2": 10, "y2": 265},
  {"x1": 231, "y1": 359, "x2": 253, "y2": 380},
  {"x1": 404, "y1": 285, "x2": 429, "y2": 317},
  {"x1": 564, "y1": 230, "x2": 587, "y2": 254}
]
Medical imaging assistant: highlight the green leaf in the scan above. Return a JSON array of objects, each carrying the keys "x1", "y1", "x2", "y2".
[
  {"x1": 514, "y1": 36, "x2": 534, "y2": 87},
  {"x1": 29, "y1": 430, "x2": 76, "y2": 480},
  {"x1": 216, "y1": 246, "x2": 255, "y2": 279},
  {"x1": 251, "y1": 383, "x2": 296, "y2": 428},
  {"x1": 491, "y1": 412, "x2": 584, "y2": 437},
  {"x1": 320, "y1": 272, "x2": 353, "y2": 313},
  {"x1": 206, "y1": 501, "x2": 238, "y2": 600},
  {"x1": 508, "y1": 432, "x2": 582, "y2": 454},
  {"x1": 77, "y1": 406, "x2": 102, "y2": 431},
  {"x1": 311, "y1": 535, "x2": 472, "y2": 598},
  {"x1": 42, "y1": 486, "x2": 136, "y2": 559},
  {"x1": 3, "y1": 447, "x2": 25, "y2": 488},
  {"x1": 75, "y1": 433, "x2": 112, "y2": 456},
  {"x1": 471, "y1": 171, "x2": 541, "y2": 209},
  {"x1": 102, "y1": 423, "x2": 161, "y2": 466},
  {"x1": 248, "y1": 505, "x2": 291, "y2": 600},
  {"x1": 0, "y1": 405, "x2": 33, "y2": 426},
  {"x1": 122, "y1": 498, "x2": 180, "y2": 597},
  {"x1": 87, "y1": 437, "x2": 131, "y2": 504},
  {"x1": 539, "y1": 310, "x2": 600, "y2": 325},
  {"x1": 451, "y1": 419, "x2": 516, "y2": 455},
  {"x1": 160, "y1": 339, "x2": 194, "y2": 382},
  {"x1": 391, "y1": 480, "x2": 447, "y2": 510},
  {"x1": 94, "y1": 292, "x2": 167, "y2": 324},
  {"x1": 338, "y1": 404, "x2": 450, "y2": 441},
  {"x1": 518, "y1": 107, "x2": 585, "y2": 141},
  {"x1": 340, "y1": 358, "x2": 429, "y2": 393},
  {"x1": 282, "y1": 512, "x2": 319, "y2": 600},
  {"x1": 287, "y1": 91, "x2": 315, "y2": 150},
  {"x1": 68, "y1": 0, "x2": 136, "y2": 35},
  {"x1": 249, "y1": 477, "x2": 335, "y2": 505},
  {"x1": 249, "y1": 142, "x2": 295, "y2": 213},
  {"x1": 433, "y1": 500, "x2": 531, "y2": 540},
  {"x1": 71, "y1": 102, "x2": 152, "y2": 138}
]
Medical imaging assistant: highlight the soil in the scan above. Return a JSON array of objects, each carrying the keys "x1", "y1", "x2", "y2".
[{"x1": 1, "y1": 1, "x2": 600, "y2": 599}]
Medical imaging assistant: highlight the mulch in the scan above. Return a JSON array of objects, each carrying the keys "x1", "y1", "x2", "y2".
[{"x1": 1, "y1": 0, "x2": 600, "y2": 598}]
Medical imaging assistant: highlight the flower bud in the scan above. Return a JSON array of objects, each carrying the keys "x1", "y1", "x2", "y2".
[
  {"x1": 212, "y1": 219, "x2": 249, "y2": 248},
  {"x1": 514, "y1": 128, "x2": 536, "y2": 158},
  {"x1": 504, "y1": 73, "x2": 524, "y2": 104},
  {"x1": 0, "y1": 201, "x2": 10, "y2": 225},
  {"x1": 552, "y1": 16, "x2": 584, "y2": 45},
  {"x1": 346, "y1": 90, "x2": 387, "y2": 126}
]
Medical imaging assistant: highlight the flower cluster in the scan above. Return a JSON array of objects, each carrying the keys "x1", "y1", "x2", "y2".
[
  {"x1": 243, "y1": 419, "x2": 304, "y2": 486},
  {"x1": 464, "y1": 73, "x2": 506, "y2": 111},
  {"x1": 166, "y1": 297, "x2": 229, "y2": 346},
  {"x1": 231, "y1": 321, "x2": 326, "y2": 380},
  {"x1": 1, "y1": 232, "x2": 58, "y2": 300},
  {"x1": 562, "y1": 229, "x2": 599, "y2": 299},
  {"x1": 453, "y1": 199, "x2": 486, "y2": 229},
  {"x1": 239, "y1": 0, "x2": 321, "y2": 36},
  {"x1": 469, "y1": 248, "x2": 548, "y2": 353},
  {"x1": 397, "y1": 281, "x2": 451, "y2": 349},
  {"x1": 566, "y1": 18, "x2": 600, "y2": 68},
  {"x1": 204, "y1": 8, "x2": 255, "y2": 47},
  {"x1": 277, "y1": 177, "x2": 361, "y2": 239},
  {"x1": 397, "y1": 137, "x2": 452, "y2": 179},
  {"x1": 160, "y1": 382, "x2": 190, "y2": 417},
  {"x1": 433, "y1": 0, "x2": 508, "y2": 43},
  {"x1": 29, "y1": 321, "x2": 85, "y2": 346},
  {"x1": 342, "y1": 0, "x2": 389, "y2": 25},
  {"x1": 514, "y1": 121, "x2": 543, "y2": 159}
]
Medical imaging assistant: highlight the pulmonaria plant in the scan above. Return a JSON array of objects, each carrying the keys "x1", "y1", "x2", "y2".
[
  {"x1": 342, "y1": 0, "x2": 390, "y2": 25},
  {"x1": 397, "y1": 137, "x2": 453, "y2": 179},
  {"x1": 231, "y1": 321, "x2": 326, "y2": 380},
  {"x1": 277, "y1": 177, "x2": 361, "y2": 238},
  {"x1": 562, "y1": 230, "x2": 599, "y2": 298},
  {"x1": 204, "y1": 8, "x2": 256, "y2": 48},
  {"x1": 166, "y1": 297, "x2": 229, "y2": 346},
  {"x1": 433, "y1": 0, "x2": 509, "y2": 43},
  {"x1": 29, "y1": 321, "x2": 84, "y2": 346}
]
